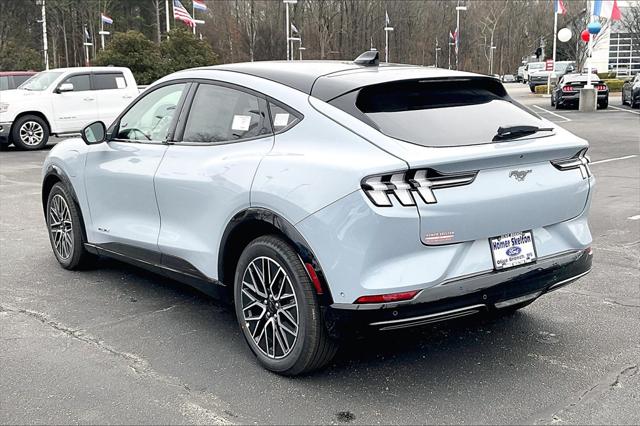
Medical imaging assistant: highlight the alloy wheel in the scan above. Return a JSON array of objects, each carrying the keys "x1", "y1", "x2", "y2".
[
  {"x1": 19, "y1": 121, "x2": 44, "y2": 146},
  {"x1": 240, "y1": 256, "x2": 299, "y2": 359},
  {"x1": 49, "y1": 194, "x2": 73, "y2": 260}
]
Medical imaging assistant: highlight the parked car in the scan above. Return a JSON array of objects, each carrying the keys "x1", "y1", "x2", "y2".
[
  {"x1": 0, "y1": 71, "x2": 37, "y2": 91},
  {"x1": 42, "y1": 52, "x2": 594, "y2": 375},
  {"x1": 502, "y1": 74, "x2": 516, "y2": 83},
  {"x1": 621, "y1": 73, "x2": 640, "y2": 108},
  {"x1": 551, "y1": 73, "x2": 609, "y2": 109},
  {"x1": 0, "y1": 67, "x2": 138, "y2": 150},
  {"x1": 523, "y1": 61, "x2": 544, "y2": 83},
  {"x1": 516, "y1": 65, "x2": 525, "y2": 82},
  {"x1": 528, "y1": 61, "x2": 575, "y2": 92}
]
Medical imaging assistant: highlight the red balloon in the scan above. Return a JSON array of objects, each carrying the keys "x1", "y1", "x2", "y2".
[{"x1": 581, "y1": 29, "x2": 590, "y2": 42}]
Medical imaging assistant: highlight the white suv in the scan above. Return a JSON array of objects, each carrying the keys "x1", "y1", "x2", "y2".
[{"x1": 0, "y1": 67, "x2": 138, "y2": 150}]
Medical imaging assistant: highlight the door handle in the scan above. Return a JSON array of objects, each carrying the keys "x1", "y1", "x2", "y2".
[{"x1": 83, "y1": 97, "x2": 95, "y2": 101}]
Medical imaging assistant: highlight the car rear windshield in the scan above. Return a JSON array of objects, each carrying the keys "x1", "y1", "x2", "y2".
[{"x1": 354, "y1": 78, "x2": 543, "y2": 147}]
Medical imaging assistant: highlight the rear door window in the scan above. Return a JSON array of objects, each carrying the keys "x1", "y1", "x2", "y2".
[
  {"x1": 351, "y1": 79, "x2": 543, "y2": 147},
  {"x1": 93, "y1": 72, "x2": 126, "y2": 90},
  {"x1": 0, "y1": 76, "x2": 8, "y2": 90},
  {"x1": 182, "y1": 84, "x2": 271, "y2": 143}
]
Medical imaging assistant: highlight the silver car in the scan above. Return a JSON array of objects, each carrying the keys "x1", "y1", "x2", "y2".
[{"x1": 42, "y1": 52, "x2": 594, "y2": 375}]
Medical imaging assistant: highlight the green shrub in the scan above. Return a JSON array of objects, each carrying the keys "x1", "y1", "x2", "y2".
[
  {"x1": 603, "y1": 79, "x2": 624, "y2": 92},
  {"x1": 597, "y1": 72, "x2": 617, "y2": 79},
  {"x1": 534, "y1": 85, "x2": 550, "y2": 94}
]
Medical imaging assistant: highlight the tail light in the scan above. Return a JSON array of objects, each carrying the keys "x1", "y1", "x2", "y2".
[
  {"x1": 596, "y1": 84, "x2": 607, "y2": 91},
  {"x1": 362, "y1": 168, "x2": 477, "y2": 207},
  {"x1": 551, "y1": 148, "x2": 591, "y2": 179},
  {"x1": 562, "y1": 85, "x2": 575, "y2": 93},
  {"x1": 355, "y1": 290, "x2": 420, "y2": 304}
]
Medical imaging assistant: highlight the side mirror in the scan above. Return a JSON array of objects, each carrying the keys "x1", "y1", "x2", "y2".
[
  {"x1": 57, "y1": 83, "x2": 74, "y2": 93},
  {"x1": 81, "y1": 121, "x2": 106, "y2": 145}
]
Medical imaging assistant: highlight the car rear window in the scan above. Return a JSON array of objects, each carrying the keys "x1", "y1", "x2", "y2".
[{"x1": 353, "y1": 79, "x2": 543, "y2": 147}]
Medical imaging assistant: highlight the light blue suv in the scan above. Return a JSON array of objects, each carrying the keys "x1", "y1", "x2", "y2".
[{"x1": 42, "y1": 52, "x2": 594, "y2": 375}]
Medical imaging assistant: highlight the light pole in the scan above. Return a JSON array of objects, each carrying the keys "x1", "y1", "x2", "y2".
[
  {"x1": 435, "y1": 38, "x2": 441, "y2": 67},
  {"x1": 283, "y1": 0, "x2": 297, "y2": 60},
  {"x1": 384, "y1": 26, "x2": 394, "y2": 63},
  {"x1": 448, "y1": 42, "x2": 453, "y2": 69},
  {"x1": 455, "y1": 4, "x2": 467, "y2": 70},
  {"x1": 299, "y1": 46, "x2": 306, "y2": 60},
  {"x1": 36, "y1": 0, "x2": 49, "y2": 70},
  {"x1": 489, "y1": 45, "x2": 497, "y2": 75}
]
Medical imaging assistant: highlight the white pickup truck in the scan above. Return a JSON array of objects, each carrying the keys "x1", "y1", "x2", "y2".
[{"x1": 0, "y1": 67, "x2": 139, "y2": 150}]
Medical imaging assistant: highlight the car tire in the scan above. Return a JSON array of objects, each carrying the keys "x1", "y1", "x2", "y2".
[
  {"x1": 234, "y1": 235, "x2": 338, "y2": 375},
  {"x1": 529, "y1": 85, "x2": 536, "y2": 93},
  {"x1": 11, "y1": 115, "x2": 50, "y2": 150},
  {"x1": 46, "y1": 182, "x2": 95, "y2": 270},
  {"x1": 622, "y1": 92, "x2": 627, "y2": 106},
  {"x1": 550, "y1": 95, "x2": 555, "y2": 107},
  {"x1": 598, "y1": 101, "x2": 608, "y2": 109}
]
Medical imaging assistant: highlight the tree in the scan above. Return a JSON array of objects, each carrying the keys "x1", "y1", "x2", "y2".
[
  {"x1": 160, "y1": 28, "x2": 219, "y2": 74},
  {"x1": 94, "y1": 30, "x2": 163, "y2": 84},
  {"x1": 0, "y1": 41, "x2": 43, "y2": 71}
]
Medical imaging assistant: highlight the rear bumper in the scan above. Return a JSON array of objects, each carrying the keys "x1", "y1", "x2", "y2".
[
  {"x1": 0, "y1": 121, "x2": 12, "y2": 145},
  {"x1": 325, "y1": 247, "x2": 592, "y2": 333},
  {"x1": 559, "y1": 92, "x2": 608, "y2": 103}
]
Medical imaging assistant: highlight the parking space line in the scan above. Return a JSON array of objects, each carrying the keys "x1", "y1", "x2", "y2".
[
  {"x1": 590, "y1": 155, "x2": 638, "y2": 165},
  {"x1": 532, "y1": 105, "x2": 571, "y2": 122},
  {"x1": 608, "y1": 105, "x2": 640, "y2": 115}
]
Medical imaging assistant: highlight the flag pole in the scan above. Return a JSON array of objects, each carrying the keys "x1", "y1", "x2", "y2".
[
  {"x1": 547, "y1": 9, "x2": 558, "y2": 95},
  {"x1": 100, "y1": 16, "x2": 105, "y2": 50},
  {"x1": 192, "y1": 2, "x2": 196, "y2": 35},
  {"x1": 41, "y1": 0, "x2": 49, "y2": 70},
  {"x1": 165, "y1": 0, "x2": 171, "y2": 34}
]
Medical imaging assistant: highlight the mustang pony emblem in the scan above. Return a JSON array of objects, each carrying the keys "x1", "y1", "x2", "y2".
[{"x1": 509, "y1": 169, "x2": 533, "y2": 181}]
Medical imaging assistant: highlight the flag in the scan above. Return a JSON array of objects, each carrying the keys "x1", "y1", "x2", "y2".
[
  {"x1": 101, "y1": 13, "x2": 113, "y2": 25},
  {"x1": 385, "y1": 10, "x2": 391, "y2": 27},
  {"x1": 554, "y1": 0, "x2": 567, "y2": 15},
  {"x1": 173, "y1": 0, "x2": 194, "y2": 27},
  {"x1": 84, "y1": 26, "x2": 91, "y2": 41},
  {"x1": 592, "y1": 0, "x2": 621, "y2": 20},
  {"x1": 192, "y1": 0, "x2": 207, "y2": 11},
  {"x1": 291, "y1": 23, "x2": 299, "y2": 35}
]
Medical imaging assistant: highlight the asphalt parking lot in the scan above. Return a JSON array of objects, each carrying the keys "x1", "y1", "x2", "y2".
[{"x1": 1, "y1": 85, "x2": 638, "y2": 425}]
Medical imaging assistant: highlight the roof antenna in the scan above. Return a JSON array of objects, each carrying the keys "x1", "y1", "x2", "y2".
[{"x1": 354, "y1": 50, "x2": 379, "y2": 66}]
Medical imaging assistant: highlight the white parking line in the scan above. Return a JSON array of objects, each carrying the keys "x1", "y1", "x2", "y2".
[
  {"x1": 627, "y1": 215, "x2": 640, "y2": 221},
  {"x1": 608, "y1": 105, "x2": 640, "y2": 115},
  {"x1": 532, "y1": 105, "x2": 571, "y2": 122},
  {"x1": 590, "y1": 155, "x2": 638, "y2": 165}
]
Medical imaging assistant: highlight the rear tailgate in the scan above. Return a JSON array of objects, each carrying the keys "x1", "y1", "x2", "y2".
[{"x1": 327, "y1": 76, "x2": 592, "y2": 246}]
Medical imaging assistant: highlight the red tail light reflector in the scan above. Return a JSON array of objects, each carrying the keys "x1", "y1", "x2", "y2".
[
  {"x1": 562, "y1": 86, "x2": 575, "y2": 93},
  {"x1": 596, "y1": 85, "x2": 607, "y2": 91},
  {"x1": 304, "y1": 263, "x2": 324, "y2": 295},
  {"x1": 355, "y1": 290, "x2": 419, "y2": 304}
]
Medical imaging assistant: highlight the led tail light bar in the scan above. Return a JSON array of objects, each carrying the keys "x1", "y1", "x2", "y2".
[
  {"x1": 596, "y1": 84, "x2": 607, "y2": 91},
  {"x1": 551, "y1": 148, "x2": 591, "y2": 179},
  {"x1": 562, "y1": 85, "x2": 575, "y2": 92},
  {"x1": 362, "y1": 168, "x2": 477, "y2": 207}
]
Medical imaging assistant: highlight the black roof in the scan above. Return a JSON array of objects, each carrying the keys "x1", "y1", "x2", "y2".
[{"x1": 203, "y1": 60, "x2": 479, "y2": 101}]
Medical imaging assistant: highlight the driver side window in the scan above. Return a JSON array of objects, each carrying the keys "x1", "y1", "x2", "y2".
[{"x1": 116, "y1": 83, "x2": 186, "y2": 142}]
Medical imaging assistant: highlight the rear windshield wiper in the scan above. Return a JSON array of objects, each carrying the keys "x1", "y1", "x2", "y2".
[{"x1": 492, "y1": 125, "x2": 554, "y2": 141}]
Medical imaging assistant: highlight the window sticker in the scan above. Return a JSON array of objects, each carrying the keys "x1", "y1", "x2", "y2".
[
  {"x1": 231, "y1": 115, "x2": 251, "y2": 132},
  {"x1": 273, "y1": 113, "x2": 290, "y2": 127},
  {"x1": 115, "y1": 77, "x2": 126, "y2": 88}
]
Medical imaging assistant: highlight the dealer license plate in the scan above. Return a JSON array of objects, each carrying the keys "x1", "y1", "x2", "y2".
[{"x1": 489, "y1": 231, "x2": 537, "y2": 270}]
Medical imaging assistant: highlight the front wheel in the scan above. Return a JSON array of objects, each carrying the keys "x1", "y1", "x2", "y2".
[
  {"x1": 11, "y1": 115, "x2": 50, "y2": 150},
  {"x1": 234, "y1": 235, "x2": 337, "y2": 375},
  {"x1": 46, "y1": 183, "x2": 94, "y2": 269}
]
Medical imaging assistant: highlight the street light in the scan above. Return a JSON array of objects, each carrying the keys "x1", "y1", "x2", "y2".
[
  {"x1": 455, "y1": 4, "x2": 467, "y2": 70},
  {"x1": 283, "y1": 0, "x2": 297, "y2": 60}
]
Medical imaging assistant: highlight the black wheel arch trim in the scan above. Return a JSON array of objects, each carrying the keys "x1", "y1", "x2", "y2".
[
  {"x1": 42, "y1": 165, "x2": 80, "y2": 215},
  {"x1": 219, "y1": 207, "x2": 334, "y2": 304}
]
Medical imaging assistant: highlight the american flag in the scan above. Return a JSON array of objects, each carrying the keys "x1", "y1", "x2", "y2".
[{"x1": 173, "y1": 0, "x2": 194, "y2": 27}]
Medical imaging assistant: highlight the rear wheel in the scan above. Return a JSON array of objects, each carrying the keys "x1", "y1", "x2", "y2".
[
  {"x1": 622, "y1": 91, "x2": 627, "y2": 105},
  {"x1": 46, "y1": 183, "x2": 94, "y2": 269},
  {"x1": 598, "y1": 100, "x2": 608, "y2": 109},
  {"x1": 234, "y1": 235, "x2": 337, "y2": 375},
  {"x1": 529, "y1": 85, "x2": 536, "y2": 93},
  {"x1": 11, "y1": 115, "x2": 49, "y2": 150}
]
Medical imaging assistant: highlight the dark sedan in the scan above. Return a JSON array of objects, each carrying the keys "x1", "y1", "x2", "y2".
[
  {"x1": 551, "y1": 73, "x2": 609, "y2": 109},
  {"x1": 0, "y1": 71, "x2": 36, "y2": 91},
  {"x1": 622, "y1": 73, "x2": 639, "y2": 108}
]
